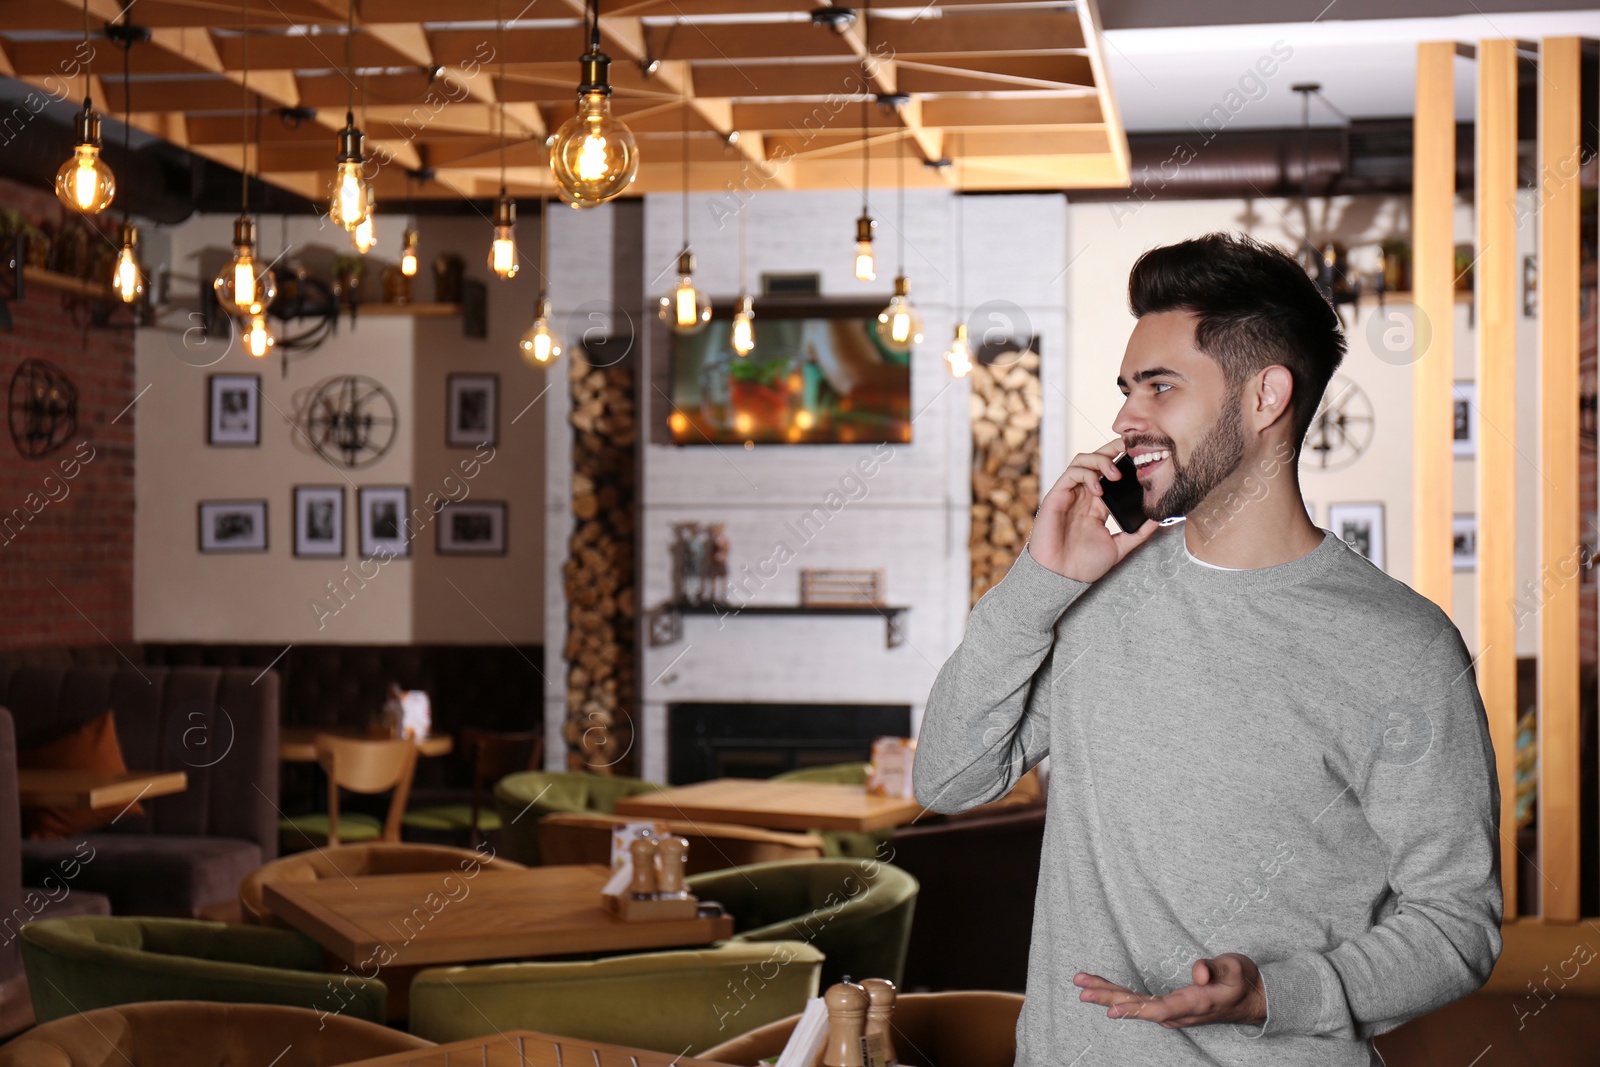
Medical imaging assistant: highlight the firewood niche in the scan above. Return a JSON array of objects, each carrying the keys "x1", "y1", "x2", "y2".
[
  {"x1": 564, "y1": 351, "x2": 638, "y2": 776},
  {"x1": 970, "y1": 349, "x2": 1042, "y2": 606}
]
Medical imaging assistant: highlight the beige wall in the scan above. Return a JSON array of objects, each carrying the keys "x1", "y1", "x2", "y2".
[
  {"x1": 134, "y1": 210, "x2": 547, "y2": 646},
  {"x1": 1063, "y1": 192, "x2": 1544, "y2": 654}
]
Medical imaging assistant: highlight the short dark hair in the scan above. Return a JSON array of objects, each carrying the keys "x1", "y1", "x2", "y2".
[{"x1": 1127, "y1": 231, "x2": 1346, "y2": 453}]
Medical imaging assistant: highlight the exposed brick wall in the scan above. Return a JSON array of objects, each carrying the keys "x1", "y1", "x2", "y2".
[{"x1": 0, "y1": 176, "x2": 135, "y2": 650}]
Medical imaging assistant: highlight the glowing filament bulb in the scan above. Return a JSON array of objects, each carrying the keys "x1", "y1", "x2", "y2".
[
  {"x1": 488, "y1": 194, "x2": 518, "y2": 279},
  {"x1": 730, "y1": 293, "x2": 755, "y2": 356},
  {"x1": 519, "y1": 298, "x2": 564, "y2": 366},
  {"x1": 944, "y1": 322, "x2": 973, "y2": 379},
  {"x1": 352, "y1": 212, "x2": 376, "y2": 254},
  {"x1": 853, "y1": 213, "x2": 876, "y2": 281},
  {"x1": 675, "y1": 284, "x2": 696, "y2": 328},
  {"x1": 112, "y1": 224, "x2": 141, "y2": 303},
  {"x1": 245, "y1": 314, "x2": 274, "y2": 358},
  {"x1": 577, "y1": 134, "x2": 610, "y2": 182},
  {"x1": 400, "y1": 228, "x2": 419, "y2": 277},
  {"x1": 234, "y1": 260, "x2": 257, "y2": 309}
]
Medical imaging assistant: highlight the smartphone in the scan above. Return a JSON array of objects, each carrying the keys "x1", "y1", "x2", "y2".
[{"x1": 1099, "y1": 452, "x2": 1148, "y2": 534}]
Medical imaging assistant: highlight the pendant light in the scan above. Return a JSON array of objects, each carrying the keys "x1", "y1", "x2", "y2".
[
  {"x1": 851, "y1": 5, "x2": 875, "y2": 281},
  {"x1": 488, "y1": 0, "x2": 519, "y2": 279},
  {"x1": 349, "y1": 77, "x2": 377, "y2": 253},
  {"x1": 399, "y1": 172, "x2": 420, "y2": 277},
  {"x1": 110, "y1": 26, "x2": 142, "y2": 304},
  {"x1": 329, "y1": 6, "x2": 370, "y2": 231},
  {"x1": 944, "y1": 145, "x2": 972, "y2": 379},
  {"x1": 730, "y1": 187, "x2": 754, "y2": 356},
  {"x1": 244, "y1": 312, "x2": 275, "y2": 358},
  {"x1": 876, "y1": 123, "x2": 921, "y2": 353},
  {"x1": 658, "y1": 85, "x2": 710, "y2": 335},
  {"x1": 213, "y1": 0, "x2": 275, "y2": 331},
  {"x1": 549, "y1": 0, "x2": 639, "y2": 207},
  {"x1": 519, "y1": 170, "x2": 565, "y2": 366},
  {"x1": 55, "y1": 0, "x2": 115, "y2": 214}
]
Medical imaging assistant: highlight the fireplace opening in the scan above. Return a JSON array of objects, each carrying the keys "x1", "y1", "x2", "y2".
[{"x1": 667, "y1": 702, "x2": 912, "y2": 784}]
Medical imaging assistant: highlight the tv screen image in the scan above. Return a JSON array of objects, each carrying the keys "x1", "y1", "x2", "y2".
[{"x1": 665, "y1": 303, "x2": 912, "y2": 445}]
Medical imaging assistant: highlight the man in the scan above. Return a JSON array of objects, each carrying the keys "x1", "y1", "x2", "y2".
[{"x1": 914, "y1": 232, "x2": 1502, "y2": 1066}]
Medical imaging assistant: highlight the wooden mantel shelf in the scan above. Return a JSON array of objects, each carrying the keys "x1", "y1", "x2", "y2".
[
  {"x1": 350, "y1": 302, "x2": 461, "y2": 317},
  {"x1": 648, "y1": 600, "x2": 909, "y2": 649},
  {"x1": 21, "y1": 264, "x2": 114, "y2": 300}
]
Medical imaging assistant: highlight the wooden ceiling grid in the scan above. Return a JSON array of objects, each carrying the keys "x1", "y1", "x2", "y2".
[{"x1": 0, "y1": 0, "x2": 1130, "y2": 204}]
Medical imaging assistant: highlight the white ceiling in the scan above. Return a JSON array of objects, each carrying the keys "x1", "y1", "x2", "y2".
[{"x1": 1103, "y1": 9, "x2": 1600, "y2": 133}]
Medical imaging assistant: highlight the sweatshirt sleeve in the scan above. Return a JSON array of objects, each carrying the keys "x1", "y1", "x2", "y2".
[
  {"x1": 1253, "y1": 622, "x2": 1504, "y2": 1041},
  {"x1": 913, "y1": 540, "x2": 1091, "y2": 814}
]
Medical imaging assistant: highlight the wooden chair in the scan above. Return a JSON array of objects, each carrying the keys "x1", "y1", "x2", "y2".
[
  {"x1": 278, "y1": 736, "x2": 418, "y2": 851},
  {"x1": 403, "y1": 727, "x2": 543, "y2": 847}
]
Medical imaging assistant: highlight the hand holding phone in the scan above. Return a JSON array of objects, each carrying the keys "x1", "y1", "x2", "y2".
[{"x1": 1027, "y1": 440, "x2": 1159, "y2": 583}]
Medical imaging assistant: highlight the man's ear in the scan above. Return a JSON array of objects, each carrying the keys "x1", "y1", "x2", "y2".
[{"x1": 1252, "y1": 365, "x2": 1296, "y2": 433}]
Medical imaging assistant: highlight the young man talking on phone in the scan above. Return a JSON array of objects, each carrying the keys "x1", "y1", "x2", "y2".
[{"x1": 915, "y1": 232, "x2": 1502, "y2": 1066}]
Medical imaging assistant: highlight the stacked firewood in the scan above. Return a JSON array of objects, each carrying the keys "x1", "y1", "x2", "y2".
[
  {"x1": 969, "y1": 349, "x2": 1042, "y2": 606},
  {"x1": 563, "y1": 356, "x2": 638, "y2": 775}
]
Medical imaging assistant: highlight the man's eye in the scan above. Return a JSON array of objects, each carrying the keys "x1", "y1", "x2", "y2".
[{"x1": 1151, "y1": 382, "x2": 1171, "y2": 394}]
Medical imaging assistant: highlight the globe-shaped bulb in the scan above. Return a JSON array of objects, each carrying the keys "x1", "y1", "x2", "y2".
[{"x1": 550, "y1": 91, "x2": 639, "y2": 207}]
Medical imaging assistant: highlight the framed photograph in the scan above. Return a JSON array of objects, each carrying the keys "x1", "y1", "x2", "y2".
[
  {"x1": 358, "y1": 486, "x2": 411, "y2": 558},
  {"x1": 198, "y1": 500, "x2": 267, "y2": 553},
  {"x1": 208, "y1": 374, "x2": 260, "y2": 446},
  {"x1": 447, "y1": 374, "x2": 498, "y2": 448},
  {"x1": 1453, "y1": 513, "x2": 1478, "y2": 571},
  {"x1": 1453, "y1": 381, "x2": 1477, "y2": 458},
  {"x1": 437, "y1": 501, "x2": 507, "y2": 555},
  {"x1": 294, "y1": 486, "x2": 344, "y2": 558},
  {"x1": 1328, "y1": 502, "x2": 1385, "y2": 573}
]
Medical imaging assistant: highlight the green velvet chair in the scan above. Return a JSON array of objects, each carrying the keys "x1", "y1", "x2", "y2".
[
  {"x1": 686, "y1": 859, "x2": 918, "y2": 988},
  {"x1": 19, "y1": 917, "x2": 386, "y2": 1025},
  {"x1": 408, "y1": 941, "x2": 824, "y2": 1054},
  {"x1": 772, "y1": 763, "x2": 887, "y2": 860},
  {"x1": 493, "y1": 770, "x2": 665, "y2": 865}
]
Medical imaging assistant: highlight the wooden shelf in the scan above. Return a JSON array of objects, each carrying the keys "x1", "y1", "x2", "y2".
[
  {"x1": 351, "y1": 301, "x2": 461, "y2": 317},
  {"x1": 649, "y1": 600, "x2": 910, "y2": 649},
  {"x1": 21, "y1": 264, "x2": 113, "y2": 300},
  {"x1": 1358, "y1": 289, "x2": 1476, "y2": 304}
]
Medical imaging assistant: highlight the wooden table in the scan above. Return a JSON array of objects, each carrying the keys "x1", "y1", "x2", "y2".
[
  {"x1": 263, "y1": 865, "x2": 734, "y2": 970},
  {"x1": 278, "y1": 727, "x2": 453, "y2": 762},
  {"x1": 340, "y1": 1029, "x2": 738, "y2": 1066},
  {"x1": 17, "y1": 769, "x2": 187, "y2": 809},
  {"x1": 613, "y1": 778, "x2": 927, "y2": 833}
]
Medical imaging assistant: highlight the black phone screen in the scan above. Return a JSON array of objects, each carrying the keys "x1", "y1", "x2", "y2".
[{"x1": 1100, "y1": 452, "x2": 1147, "y2": 534}]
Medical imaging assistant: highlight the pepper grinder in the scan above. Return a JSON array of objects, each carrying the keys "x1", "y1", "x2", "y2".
[
  {"x1": 861, "y1": 978, "x2": 897, "y2": 1066},
  {"x1": 628, "y1": 837, "x2": 659, "y2": 900},
  {"x1": 821, "y1": 981, "x2": 869, "y2": 1067},
  {"x1": 656, "y1": 835, "x2": 690, "y2": 898}
]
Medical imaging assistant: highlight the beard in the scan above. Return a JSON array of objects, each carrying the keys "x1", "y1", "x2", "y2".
[{"x1": 1147, "y1": 391, "x2": 1248, "y2": 520}]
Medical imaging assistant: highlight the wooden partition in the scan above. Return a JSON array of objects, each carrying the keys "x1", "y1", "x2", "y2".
[
  {"x1": 1475, "y1": 37, "x2": 1519, "y2": 918},
  {"x1": 1412, "y1": 42, "x2": 1457, "y2": 611},
  {"x1": 1535, "y1": 36, "x2": 1583, "y2": 922}
]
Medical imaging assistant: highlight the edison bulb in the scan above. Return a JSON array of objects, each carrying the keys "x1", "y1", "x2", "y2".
[
  {"x1": 244, "y1": 313, "x2": 274, "y2": 358},
  {"x1": 214, "y1": 216, "x2": 277, "y2": 317},
  {"x1": 351, "y1": 211, "x2": 376, "y2": 254},
  {"x1": 329, "y1": 116, "x2": 369, "y2": 230},
  {"x1": 877, "y1": 275, "x2": 923, "y2": 353},
  {"x1": 730, "y1": 293, "x2": 756, "y2": 356},
  {"x1": 112, "y1": 224, "x2": 143, "y2": 304},
  {"x1": 519, "y1": 297, "x2": 564, "y2": 366},
  {"x1": 56, "y1": 103, "x2": 117, "y2": 214},
  {"x1": 488, "y1": 193, "x2": 518, "y2": 279},
  {"x1": 549, "y1": 48, "x2": 640, "y2": 208},
  {"x1": 852, "y1": 213, "x2": 876, "y2": 281},
  {"x1": 400, "y1": 228, "x2": 419, "y2": 276},
  {"x1": 944, "y1": 322, "x2": 973, "y2": 379}
]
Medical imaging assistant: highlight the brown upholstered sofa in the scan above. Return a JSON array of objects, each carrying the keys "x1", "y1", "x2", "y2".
[
  {"x1": 0, "y1": 665, "x2": 279, "y2": 920},
  {"x1": 0, "y1": 707, "x2": 111, "y2": 1036}
]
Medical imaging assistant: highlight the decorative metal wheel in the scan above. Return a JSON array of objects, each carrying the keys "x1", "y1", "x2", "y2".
[
  {"x1": 303, "y1": 375, "x2": 397, "y2": 469},
  {"x1": 8, "y1": 358, "x2": 78, "y2": 458},
  {"x1": 1304, "y1": 374, "x2": 1374, "y2": 472}
]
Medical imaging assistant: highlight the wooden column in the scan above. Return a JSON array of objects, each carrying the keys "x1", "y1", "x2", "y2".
[
  {"x1": 1412, "y1": 42, "x2": 1456, "y2": 609},
  {"x1": 1536, "y1": 36, "x2": 1582, "y2": 921},
  {"x1": 1475, "y1": 37, "x2": 1520, "y2": 918}
]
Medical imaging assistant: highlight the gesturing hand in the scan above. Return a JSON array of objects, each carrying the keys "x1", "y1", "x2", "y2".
[{"x1": 1074, "y1": 954, "x2": 1267, "y2": 1029}]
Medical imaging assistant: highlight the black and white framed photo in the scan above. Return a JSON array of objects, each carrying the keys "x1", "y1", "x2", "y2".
[
  {"x1": 208, "y1": 374, "x2": 260, "y2": 446},
  {"x1": 1453, "y1": 513, "x2": 1478, "y2": 571},
  {"x1": 358, "y1": 486, "x2": 411, "y2": 558},
  {"x1": 446, "y1": 374, "x2": 497, "y2": 448},
  {"x1": 437, "y1": 501, "x2": 507, "y2": 555},
  {"x1": 198, "y1": 500, "x2": 268, "y2": 552},
  {"x1": 1328, "y1": 502, "x2": 1385, "y2": 572},
  {"x1": 294, "y1": 486, "x2": 344, "y2": 558},
  {"x1": 1453, "y1": 381, "x2": 1477, "y2": 458}
]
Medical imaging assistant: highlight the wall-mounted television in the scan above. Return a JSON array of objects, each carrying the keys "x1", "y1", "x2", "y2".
[{"x1": 658, "y1": 297, "x2": 912, "y2": 446}]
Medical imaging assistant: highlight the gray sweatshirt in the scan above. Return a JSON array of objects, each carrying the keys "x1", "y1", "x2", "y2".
[{"x1": 914, "y1": 521, "x2": 1503, "y2": 1066}]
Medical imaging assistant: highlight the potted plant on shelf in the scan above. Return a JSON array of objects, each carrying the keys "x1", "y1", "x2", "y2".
[{"x1": 333, "y1": 254, "x2": 366, "y2": 309}]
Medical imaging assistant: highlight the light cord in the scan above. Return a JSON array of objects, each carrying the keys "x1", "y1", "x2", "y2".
[
  {"x1": 241, "y1": 0, "x2": 249, "y2": 210},
  {"x1": 497, "y1": 0, "x2": 506, "y2": 190}
]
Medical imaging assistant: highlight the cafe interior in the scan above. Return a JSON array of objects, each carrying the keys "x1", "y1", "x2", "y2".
[{"x1": 0, "y1": 0, "x2": 1597, "y2": 1062}]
